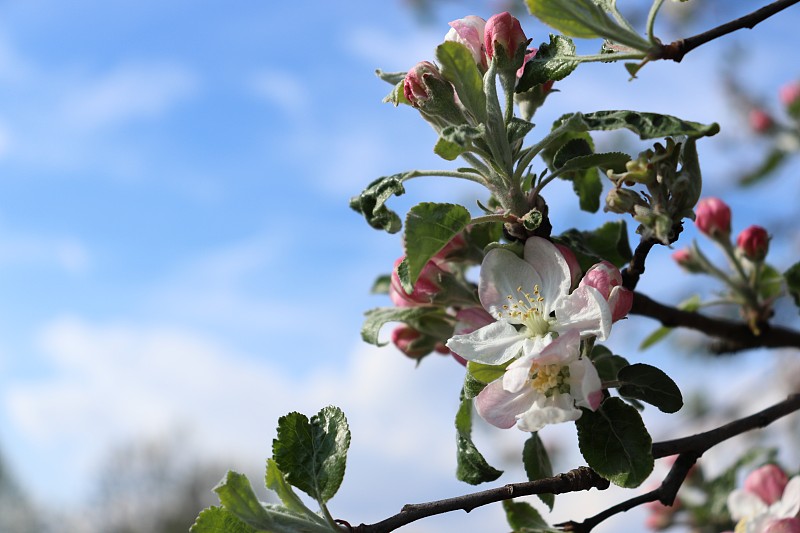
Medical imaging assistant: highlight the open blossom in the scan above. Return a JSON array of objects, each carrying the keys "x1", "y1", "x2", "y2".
[
  {"x1": 445, "y1": 236, "x2": 611, "y2": 366},
  {"x1": 474, "y1": 330, "x2": 602, "y2": 431},
  {"x1": 445, "y1": 15, "x2": 487, "y2": 71},
  {"x1": 728, "y1": 465, "x2": 800, "y2": 533}
]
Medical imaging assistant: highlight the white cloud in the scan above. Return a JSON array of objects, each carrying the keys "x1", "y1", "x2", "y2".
[{"x1": 0, "y1": 223, "x2": 91, "y2": 273}]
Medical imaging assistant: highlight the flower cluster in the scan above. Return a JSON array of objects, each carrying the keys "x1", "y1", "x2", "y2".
[
  {"x1": 728, "y1": 464, "x2": 800, "y2": 533},
  {"x1": 446, "y1": 237, "x2": 631, "y2": 432}
]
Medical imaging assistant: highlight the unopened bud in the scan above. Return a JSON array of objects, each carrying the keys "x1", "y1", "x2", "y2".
[
  {"x1": 779, "y1": 81, "x2": 800, "y2": 109},
  {"x1": 403, "y1": 61, "x2": 464, "y2": 124},
  {"x1": 694, "y1": 197, "x2": 731, "y2": 240},
  {"x1": 749, "y1": 108, "x2": 774, "y2": 134},
  {"x1": 484, "y1": 12, "x2": 528, "y2": 70},
  {"x1": 672, "y1": 248, "x2": 704, "y2": 273},
  {"x1": 744, "y1": 464, "x2": 788, "y2": 506},
  {"x1": 605, "y1": 187, "x2": 647, "y2": 214},
  {"x1": 579, "y1": 261, "x2": 633, "y2": 322},
  {"x1": 445, "y1": 15, "x2": 487, "y2": 72},
  {"x1": 389, "y1": 257, "x2": 445, "y2": 307},
  {"x1": 737, "y1": 225, "x2": 770, "y2": 262},
  {"x1": 391, "y1": 326, "x2": 438, "y2": 359}
]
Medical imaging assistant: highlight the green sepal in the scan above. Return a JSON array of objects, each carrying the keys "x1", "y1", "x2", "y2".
[
  {"x1": 617, "y1": 364, "x2": 683, "y2": 414},
  {"x1": 554, "y1": 110, "x2": 720, "y2": 140},
  {"x1": 518, "y1": 34, "x2": 578, "y2": 92},
  {"x1": 555, "y1": 220, "x2": 633, "y2": 271},
  {"x1": 436, "y1": 41, "x2": 487, "y2": 123},
  {"x1": 467, "y1": 360, "x2": 510, "y2": 384},
  {"x1": 403, "y1": 202, "x2": 471, "y2": 287},
  {"x1": 523, "y1": 433, "x2": 555, "y2": 510},
  {"x1": 503, "y1": 500, "x2": 560, "y2": 532},
  {"x1": 434, "y1": 124, "x2": 485, "y2": 161},
  {"x1": 576, "y1": 397, "x2": 653, "y2": 488},
  {"x1": 272, "y1": 406, "x2": 351, "y2": 505},
  {"x1": 589, "y1": 344, "x2": 630, "y2": 382},
  {"x1": 375, "y1": 69, "x2": 407, "y2": 86},
  {"x1": 785, "y1": 262, "x2": 800, "y2": 310},
  {"x1": 455, "y1": 398, "x2": 503, "y2": 485},
  {"x1": 525, "y1": 0, "x2": 651, "y2": 51},
  {"x1": 382, "y1": 81, "x2": 409, "y2": 107},
  {"x1": 191, "y1": 506, "x2": 256, "y2": 533},
  {"x1": 361, "y1": 306, "x2": 454, "y2": 346},
  {"x1": 349, "y1": 172, "x2": 411, "y2": 233}
]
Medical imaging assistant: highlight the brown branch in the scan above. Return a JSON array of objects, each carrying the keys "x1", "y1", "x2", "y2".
[
  {"x1": 621, "y1": 224, "x2": 683, "y2": 292},
  {"x1": 657, "y1": 0, "x2": 800, "y2": 63},
  {"x1": 562, "y1": 394, "x2": 800, "y2": 532},
  {"x1": 348, "y1": 467, "x2": 609, "y2": 533},
  {"x1": 630, "y1": 291, "x2": 800, "y2": 352}
]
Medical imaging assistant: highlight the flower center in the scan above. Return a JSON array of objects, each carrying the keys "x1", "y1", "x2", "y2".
[
  {"x1": 501, "y1": 284, "x2": 553, "y2": 336},
  {"x1": 529, "y1": 363, "x2": 570, "y2": 397}
]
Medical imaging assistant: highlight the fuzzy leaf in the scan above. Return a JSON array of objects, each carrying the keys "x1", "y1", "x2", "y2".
[
  {"x1": 518, "y1": 34, "x2": 578, "y2": 92},
  {"x1": 618, "y1": 364, "x2": 683, "y2": 413},
  {"x1": 191, "y1": 506, "x2": 255, "y2": 533},
  {"x1": 523, "y1": 433, "x2": 555, "y2": 510},
  {"x1": 436, "y1": 41, "x2": 487, "y2": 123},
  {"x1": 576, "y1": 398, "x2": 653, "y2": 488},
  {"x1": 554, "y1": 110, "x2": 720, "y2": 140},
  {"x1": 265, "y1": 459, "x2": 328, "y2": 527},
  {"x1": 434, "y1": 124, "x2": 485, "y2": 161},
  {"x1": 404, "y1": 202, "x2": 471, "y2": 287},
  {"x1": 272, "y1": 407, "x2": 351, "y2": 505},
  {"x1": 349, "y1": 173, "x2": 412, "y2": 233},
  {"x1": 455, "y1": 398, "x2": 503, "y2": 485},
  {"x1": 361, "y1": 306, "x2": 453, "y2": 346}
]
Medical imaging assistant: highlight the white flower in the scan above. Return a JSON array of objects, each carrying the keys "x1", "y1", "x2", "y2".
[
  {"x1": 728, "y1": 474, "x2": 800, "y2": 533},
  {"x1": 445, "y1": 237, "x2": 612, "y2": 366},
  {"x1": 474, "y1": 329, "x2": 603, "y2": 431}
]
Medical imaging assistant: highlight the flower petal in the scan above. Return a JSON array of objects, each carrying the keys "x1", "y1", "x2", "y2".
[
  {"x1": 445, "y1": 320, "x2": 526, "y2": 365},
  {"x1": 475, "y1": 378, "x2": 536, "y2": 429},
  {"x1": 479, "y1": 248, "x2": 542, "y2": 322},
  {"x1": 728, "y1": 489, "x2": 768, "y2": 522},
  {"x1": 516, "y1": 392, "x2": 582, "y2": 432},
  {"x1": 773, "y1": 476, "x2": 800, "y2": 519},
  {"x1": 502, "y1": 363, "x2": 529, "y2": 393},
  {"x1": 532, "y1": 329, "x2": 580, "y2": 366},
  {"x1": 552, "y1": 285, "x2": 612, "y2": 340},
  {"x1": 523, "y1": 237, "x2": 572, "y2": 310},
  {"x1": 568, "y1": 357, "x2": 603, "y2": 411}
]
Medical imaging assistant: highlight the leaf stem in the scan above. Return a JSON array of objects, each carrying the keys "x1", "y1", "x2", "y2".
[{"x1": 646, "y1": 0, "x2": 667, "y2": 45}]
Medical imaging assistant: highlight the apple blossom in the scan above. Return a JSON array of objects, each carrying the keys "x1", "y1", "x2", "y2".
[
  {"x1": 737, "y1": 225, "x2": 770, "y2": 262},
  {"x1": 445, "y1": 15, "x2": 487, "y2": 71},
  {"x1": 554, "y1": 243, "x2": 581, "y2": 289},
  {"x1": 695, "y1": 197, "x2": 732, "y2": 240},
  {"x1": 484, "y1": 12, "x2": 526, "y2": 62},
  {"x1": 579, "y1": 261, "x2": 633, "y2": 322},
  {"x1": 474, "y1": 330, "x2": 602, "y2": 431},
  {"x1": 389, "y1": 256, "x2": 446, "y2": 307},
  {"x1": 728, "y1": 465, "x2": 800, "y2": 533},
  {"x1": 450, "y1": 307, "x2": 495, "y2": 366},
  {"x1": 780, "y1": 81, "x2": 800, "y2": 108},
  {"x1": 749, "y1": 108, "x2": 774, "y2": 134},
  {"x1": 402, "y1": 61, "x2": 464, "y2": 124},
  {"x1": 672, "y1": 247, "x2": 704, "y2": 273},
  {"x1": 446, "y1": 237, "x2": 611, "y2": 366}
]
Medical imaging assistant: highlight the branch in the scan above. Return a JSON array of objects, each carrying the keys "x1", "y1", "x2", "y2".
[
  {"x1": 630, "y1": 291, "x2": 800, "y2": 352},
  {"x1": 561, "y1": 394, "x2": 800, "y2": 532},
  {"x1": 348, "y1": 467, "x2": 609, "y2": 533},
  {"x1": 657, "y1": 0, "x2": 800, "y2": 63},
  {"x1": 621, "y1": 224, "x2": 683, "y2": 292}
]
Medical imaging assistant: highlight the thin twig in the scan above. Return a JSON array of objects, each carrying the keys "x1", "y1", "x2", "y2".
[
  {"x1": 657, "y1": 0, "x2": 800, "y2": 63},
  {"x1": 630, "y1": 292, "x2": 800, "y2": 352}
]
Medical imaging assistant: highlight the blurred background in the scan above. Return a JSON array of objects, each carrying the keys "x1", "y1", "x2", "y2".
[{"x1": 0, "y1": 1, "x2": 798, "y2": 531}]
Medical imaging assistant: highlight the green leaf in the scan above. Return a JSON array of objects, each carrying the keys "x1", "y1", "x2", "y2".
[
  {"x1": 436, "y1": 41, "x2": 487, "y2": 123},
  {"x1": 525, "y1": 0, "x2": 650, "y2": 50},
  {"x1": 361, "y1": 306, "x2": 453, "y2": 346},
  {"x1": 467, "y1": 360, "x2": 508, "y2": 384},
  {"x1": 508, "y1": 118, "x2": 536, "y2": 148},
  {"x1": 785, "y1": 262, "x2": 800, "y2": 310},
  {"x1": 349, "y1": 173, "x2": 411, "y2": 233},
  {"x1": 517, "y1": 34, "x2": 578, "y2": 92},
  {"x1": 375, "y1": 69, "x2": 406, "y2": 86},
  {"x1": 554, "y1": 151, "x2": 630, "y2": 213},
  {"x1": 434, "y1": 124, "x2": 485, "y2": 161},
  {"x1": 740, "y1": 148, "x2": 786, "y2": 186},
  {"x1": 759, "y1": 264, "x2": 784, "y2": 301},
  {"x1": 462, "y1": 371, "x2": 488, "y2": 400},
  {"x1": 590, "y1": 344, "x2": 629, "y2": 382},
  {"x1": 618, "y1": 364, "x2": 683, "y2": 413},
  {"x1": 556, "y1": 220, "x2": 632, "y2": 270},
  {"x1": 191, "y1": 506, "x2": 255, "y2": 533},
  {"x1": 576, "y1": 398, "x2": 653, "y2": 488},
  {"x1": 370, "y1": 274, "x2": 391, "y2": 295},
  {"x1": 265, "y1": 459, "x2": 328, "y2": 527},
  {"x1": 503, "y1": 500, "x2": 559, "y2": 532},
  {"x1": 272, "y1": 407, "x2": 351, "y2": 505},
  {"x1": 455, "y1": 398, "x2": 503, "y2": 485},
  {"x1": 404, "y1": 202, "x2": 471, "y2": 286},
  {"x1": 523, "y1": 433, "x2": 555, "y2": 510},
  {"x1": 554, "y1": 110, "x2": 720, "y2": 140}
]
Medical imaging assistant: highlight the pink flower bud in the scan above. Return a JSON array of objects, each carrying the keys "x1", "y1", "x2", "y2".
[
  {"x1": 579, "y1": 261, "x2": 633, "y2": 322},
  {"x1": 389, "y1": 257, "x2": 445, "y2": 307},
  {"x1": 484, "y1": 12, "x2": 527, "y2": 62},
  {"x1": 435, "y1": 233, "x2": 467, "y2": 261},
  {"x1": 672, "y1": 248, "x2": 704, "y2": 273},
  {"x1": 764, "y1": 517, "x2": 800, "y2": 533},
  {"x1": 391, "y1": 326, "x2": 432, "y2": 359},
  {"x1": 780, "y1": 81, "x2": 800, "y2": 107},
  {"x1": 694, "y1": 197, "x2": 731, "y2": 239},
  {"x1": 403, "y1": 61, "x2": 442, "y2": 108},
  {"x1": 749, "y1": 108, "x2": 774, "y2": 133},
  {"x1": 737, "y1": 225, "x2": 770, "y2": 261},
  {"x1": 744, "y1": 464, "x2": 789, "y2": 506},
  {"x1": 445, "y1": 15, "x2": 487, "y2": 71},
  {"x1": 516, "y1": 48, "x2": 537, "y2": 78},
  {"x1": 555, "y1": 243, "x2": 581, "y2": 289}
]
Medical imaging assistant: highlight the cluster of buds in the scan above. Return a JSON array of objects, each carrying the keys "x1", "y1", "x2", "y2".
[
  {"x1": 605, "y1": 137, "x2": 700, "y2": 244},
  {"x1": 672, "y1": 197, "x2": 775, "y2": 333}
]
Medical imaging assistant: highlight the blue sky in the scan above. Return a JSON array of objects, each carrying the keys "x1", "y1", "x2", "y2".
[{"x1": 0, "y1": 1, "x2": 798, "y2": 531}]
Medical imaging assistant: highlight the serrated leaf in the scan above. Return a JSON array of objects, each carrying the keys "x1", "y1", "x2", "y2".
[
  {"x1": 508, "y1": 118, "x2": 536, "y2": 147},
  {"x1": 265, "y1": 459, "x2": 328, "y2": 526},
  {"x1": 503, "y1": 500, "x2": 559, "y2": 532},
  {"x1": 618, "y1": 364, "x2": 683, "y2": 413},
  {"x1": 555, "y1": 110, "x2": 720, "y2": 140},
  {"x1": 272, "y1": 407, "x2": 351, "y2": 505},
  {"x1": 436, "y1": 41, "x2": 487, "y2": 123},
  {"x1": 525, "y1": 0, "x2": 650, "y2": 50},
  {"x1": 349, "y1": 173, "x2": 411, "y2": 233},
  {"x1": 361, "y1": 306, "x2": 453, "y2": 346},
  {"x1": 404, "y1": 202, "x2": 471, "y2": 287},
  {"x1": 523, "y1": 433, "x2": 555, "y2": 510},
  {"x1": 455, "y1": 398, "x2": 503, "y2": 485},
  {"x1": 518, "y1": 34, "x2": 578, "y2": 92},
  {"x1": 191, "y1": 506, "x2": 255, "y2": 533},
  {"x1": 576, "y1": 398, "x2": 653, "y2": 488},
  {"x1": 785, "y1": 262, "x2": 800, "y2": 310}
]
